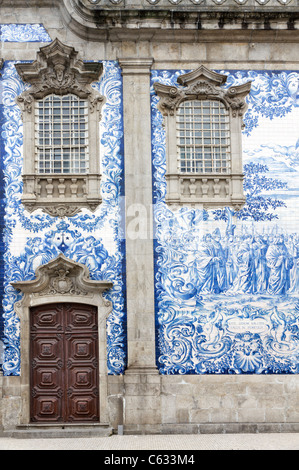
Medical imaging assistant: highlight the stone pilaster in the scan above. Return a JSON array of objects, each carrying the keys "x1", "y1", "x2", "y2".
[
  {"x1": 119, "y1": 58, "x2": 158, "y2": 375},
  {"x1": 119, "y1": 58, "x2": 161, "y2": 431}
]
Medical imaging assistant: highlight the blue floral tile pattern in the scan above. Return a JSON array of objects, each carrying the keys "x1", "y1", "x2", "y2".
[
  {"x1": 0, "y1": 24, "x2": 51, "y2": 42},
  {"x1": 1, "y1": 60, "x2": 126, "y2": 375},
  {"x1": 0, "y1": 24, "x2": 51, "y2": 368},
  {"x1": 151, "y1": 69, "x2": 299, "y2": 374}
]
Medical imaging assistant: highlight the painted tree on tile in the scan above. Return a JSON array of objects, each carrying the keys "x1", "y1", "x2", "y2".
[{"x1": 213, "y1": 162, "x2": 288, "y2": 222}]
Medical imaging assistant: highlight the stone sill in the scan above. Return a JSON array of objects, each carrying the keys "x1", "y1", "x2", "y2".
[{"x1": 165, "y1": 173, "x2": 246, "y2": 210}]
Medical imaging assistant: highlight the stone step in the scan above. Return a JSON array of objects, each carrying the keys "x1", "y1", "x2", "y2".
[{"x1": 4, "y1": 423, "x2": 114, "y2": 439}]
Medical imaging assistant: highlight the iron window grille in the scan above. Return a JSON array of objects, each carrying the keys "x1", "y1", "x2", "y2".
[
  {"x1": 36, "y1": 94, "x2": 89, "y2": 175},
  {"x1": 176, "y1": 99, "x2": 230, "y2": 175}
]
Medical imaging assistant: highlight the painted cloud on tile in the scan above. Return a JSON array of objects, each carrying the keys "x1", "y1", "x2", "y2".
[{"x1": 151, "y1": 70, "x2": 299, "y2": 374}]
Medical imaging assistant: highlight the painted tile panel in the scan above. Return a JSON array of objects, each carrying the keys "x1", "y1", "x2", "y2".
[
  {"x1": 151, "y1": 70, "x2": 299, "y2": 374},
  {"x1": 1, "y1": 60, "x2": 126, "y2": 375},
  {"x1": 0, "y1": 22, "x2": 51, "y2": 369},
  {"x1": 0, "y1": 24, "x2": 51, "y2": 42}
]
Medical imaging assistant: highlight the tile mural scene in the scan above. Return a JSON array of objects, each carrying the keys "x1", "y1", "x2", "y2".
[
  {"x1": 1, "y1": 24, "x2": 299, "y2": 377},
  {"x1": 151, "y1": 69, "x2": 299, "y2": 374}
]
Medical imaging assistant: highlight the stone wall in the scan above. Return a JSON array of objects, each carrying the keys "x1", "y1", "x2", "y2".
[
  {"x1": 2, "y1": 372, "x2": 299, "y2": 434},
  {"x1": 107, "y1": 374, "x2": 299, "y2": 434}
]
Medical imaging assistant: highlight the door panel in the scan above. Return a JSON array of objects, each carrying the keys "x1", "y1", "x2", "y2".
[{"x1": 30, "y1": 303, "x2": 99, "y2": 423}]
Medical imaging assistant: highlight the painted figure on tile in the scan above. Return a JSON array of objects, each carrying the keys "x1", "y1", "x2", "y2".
[
  {"x1": 211, "y1": 228, "x2": 227, "y2": 293},
  {"x1": 20, "y1": 237, "x2": 54, "y2": 276},
  {"x1": 269, "y1": 308, "x2": 291, "y2": 344},
  {"x1": 287, "y1": 234, "x2": 299, "y2": 292},
  {"x1": 198, "y1": 307, "x2": 224, "y2": 349},
  {"x1": 194, "y1": 233, "x2": 220, "y2": 294},
  {"x1": 229, "y1": 236, "x2": 255, "y2": 294},
  {"x1": 68, "y1": 236, "x2": 109, "y2": 273},
  {"x1": 266, "y1": 235, "x2": 294, "y2": 295},
  {"x1": 252, "y1": 235, "x2": 269, "y2": 293},
  {"x1": 224, "y1": 236, "x2": 237, "y2": 289}
]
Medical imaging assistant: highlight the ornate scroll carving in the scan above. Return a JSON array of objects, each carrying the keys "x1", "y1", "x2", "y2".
[
  {"x1": 15, "y1": 38, "x2": 105, "y2": 115},
  {"x1": 154, "y1": 65, "x2": 251, "y2": 119}
]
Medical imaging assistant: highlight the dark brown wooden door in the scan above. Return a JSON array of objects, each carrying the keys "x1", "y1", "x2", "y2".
[{"x1": 30, "y1": 303, "x2": 99, "y2": 423}]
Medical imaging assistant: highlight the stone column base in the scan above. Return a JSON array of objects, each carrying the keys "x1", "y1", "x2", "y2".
[
  {"x1": 123, "y1": 366, "x2": 162, "y2": 433},
  {"x1": 125, "y1": 366, "x2": 159, "y2": 375}
]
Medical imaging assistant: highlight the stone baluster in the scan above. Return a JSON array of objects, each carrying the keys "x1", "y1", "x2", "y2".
[
  {"x1": 70, "y1": 178, "x2": 78, "y2": 198},
  {"x1": 58, "y1": 179, "x2": 66, "y2": 198},
  {"x1": 46, "y1": 178, "x2": 54, "y2": 197}
]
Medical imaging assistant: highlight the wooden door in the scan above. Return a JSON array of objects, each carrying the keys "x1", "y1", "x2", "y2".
[{"x1": 30, "y1": 303, "x2": 99, "y2": 423}]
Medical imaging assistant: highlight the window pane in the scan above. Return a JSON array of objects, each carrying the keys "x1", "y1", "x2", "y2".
[
  {"x1": 36, "y1": 94, "x2": 89, "y2": 174},
  {"x1": 176, "y1": 100, "x2": 230, "y2": 174}
]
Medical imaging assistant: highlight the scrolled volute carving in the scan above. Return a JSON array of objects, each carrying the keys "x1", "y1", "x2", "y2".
[
  {"x1": 225, "y1": 81, "x2": 252, "y2": 117},
  {"x1": 11, "y1": 253, "x2": 113, "y2": 300},
  {"x1": 153, "y1": 82, "x2": 184, "y2": 116},
  {"x1": 154, "y1": 65, "x2": 251, "y2": 118}
]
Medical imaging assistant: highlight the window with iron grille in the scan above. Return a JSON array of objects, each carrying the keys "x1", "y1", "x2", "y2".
[
  {"x1": 36, "y1": 94, "x2": 89, "y2": 174},
  {"x1": 176, "y1": 100, "x2": 230, "y2": 174},
  {"x1": 15, "y1": 39, "x2": 105, "y2": 217},
  {"x1": 154, "y1": 65, "x2": 251, "y2": 210}
]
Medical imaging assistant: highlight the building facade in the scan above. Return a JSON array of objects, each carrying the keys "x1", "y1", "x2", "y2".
[{"x1": 0, "y1": 0, "x2": 299, "y2": 434}]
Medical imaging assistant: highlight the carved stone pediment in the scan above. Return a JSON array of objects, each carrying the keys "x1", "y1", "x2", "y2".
[
  {"x1": 154, "y1": 65, "x2": 251, "y2": 118},
  {"x1": 11, "y1": 254, "x2": 113, "y2": 301},
  {"x1": 15, "y1": 38, "x2": 105, "y2": 114},
  {"x1": 177, "y1": 65, "x2": 227, "y2": 88}
]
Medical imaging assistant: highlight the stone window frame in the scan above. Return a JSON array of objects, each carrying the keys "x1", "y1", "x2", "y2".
[
  {"x1": 154, "y1": 65, "x2": 251, "y2": 211},
  {"x1": 15, "y1": 38, "x2": 105, "y2": 218}
]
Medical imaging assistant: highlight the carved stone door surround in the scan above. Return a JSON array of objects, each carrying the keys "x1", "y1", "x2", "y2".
[{"x1": 11, "y1": 254, "x2": 113, "y2": 426}]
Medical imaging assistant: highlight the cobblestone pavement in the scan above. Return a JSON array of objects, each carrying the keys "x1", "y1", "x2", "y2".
[{"x1": 0, "y1": 433, "x2": 299, "y2": 450}]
